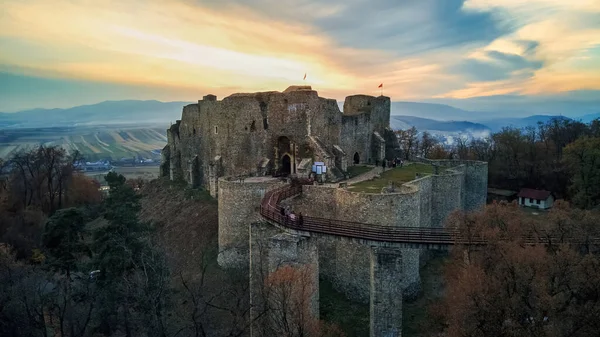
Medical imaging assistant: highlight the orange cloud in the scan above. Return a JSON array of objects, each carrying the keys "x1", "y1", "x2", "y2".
[{"x1": 0, "y1": 0, "x2": 598, "y2": 103}]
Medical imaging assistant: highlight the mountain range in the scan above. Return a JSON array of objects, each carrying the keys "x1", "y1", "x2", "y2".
[
  {"x1": 0, "y1": 100, "x2": 190, "y2": 128},
  {"x1": 1, "y1": 100, "x2": 598, "y2": 133}
]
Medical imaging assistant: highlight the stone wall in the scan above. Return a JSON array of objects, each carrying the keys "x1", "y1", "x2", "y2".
[
  {"x1": 291, "y1": 184, "x2": 421, "y2": 228},
  {"x1": 431, "y1": 167, "x2": 464, "y2": 228},
  {"x1": 463, "y1": 161, "x2": 489, "y2": 211},
  {"x1": 217, "y1": 177, "x2": 286, "y2": 269},
  {"x1": 370, "y1": 247, "x2": 403, "y2": 337},
  {"x1": 163, "y1": 86, "x2": 392, "y2": 191},
  {"x1": 285, "y1": 184, "x2": 423, "y2": 302},
  {"x1": 249, "y1": 222, "x2": 319, "y2": 336},
  {"x1": 342, "y1": 95, "x2": 390, "y2": 136},
  {"x1": 318, "y1": 237, "x2": 371, "y2": 303},
  {"x1": 340, "y1": 113, "x2": 372, "y2": 165},
  {"x1": 280, "y1": 160, "x2": 488, "y2": 302}
]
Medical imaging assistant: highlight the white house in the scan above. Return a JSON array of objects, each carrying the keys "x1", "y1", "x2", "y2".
[{"x1": 517, "y1": 188, "x2": 555, "y2": 210}]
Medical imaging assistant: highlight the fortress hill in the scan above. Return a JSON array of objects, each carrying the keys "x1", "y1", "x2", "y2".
[
  {"x1": 161, "y1": 86, "x2": 489, "y2": 337},
  {"x1": 161, "y1": 85, "x2": 396, "y2": 195}
]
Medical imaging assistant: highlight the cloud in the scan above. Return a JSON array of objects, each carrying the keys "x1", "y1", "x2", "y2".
[
  {"x1": 0, "y1": 0, "x2": 599, "y2": 111},
  {"x1": 442, "y1": 0, "x2": 600, "y2": 98},
  {"x1": 205, "y1": 0, "x2": 511, "y2": 55},
  {"x1": 454, "y1": 50, "x2": 543, "y2": 81}
]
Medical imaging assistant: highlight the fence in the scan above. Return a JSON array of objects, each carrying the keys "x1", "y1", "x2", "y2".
[{"x1": 259, "y1": 183, "x2": 600, "y2": 247}]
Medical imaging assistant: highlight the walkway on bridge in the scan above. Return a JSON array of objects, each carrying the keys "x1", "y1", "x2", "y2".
[{"x1": 260, "y1": 183, "x2": 599, "y2": 247}]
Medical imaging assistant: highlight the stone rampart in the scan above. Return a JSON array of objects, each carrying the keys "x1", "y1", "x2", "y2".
[
  {"x1": 278, "y1": 160, "x2": 487, "y2": 302},
  {"x1": 217, "y1": 177, "x2": 286, "y2": 269}
]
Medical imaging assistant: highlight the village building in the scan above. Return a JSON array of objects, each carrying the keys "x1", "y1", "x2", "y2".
[{"x1": 517, "y1": 188, "x2": 555, "y2": 210}]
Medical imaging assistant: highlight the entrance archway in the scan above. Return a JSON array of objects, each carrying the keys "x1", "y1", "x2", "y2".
[
  {"x1": 281, "y1": 154, "x2": 292, "y2": 175},
  {"x1": 353, "y1": 152, "x2": 360, "y2": 164}
]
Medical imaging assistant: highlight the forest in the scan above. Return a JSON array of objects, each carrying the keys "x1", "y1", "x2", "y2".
[
  {"x1": 396, "y1": 118, "x2": 600, "y2": 209},
  {"x1": 0, "y1": 115, "x2": 599, "y2": 337}
]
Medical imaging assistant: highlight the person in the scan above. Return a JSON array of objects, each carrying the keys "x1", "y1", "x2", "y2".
[
  {"x1": 280, "y1": 207, "x2": 285, "y2": 218},
  {"x1": 381, "y1": 158, "x2": 386, "y2": 172},
  {"x1": 392, "y1": 159, "x2": 397, "y2": 168},
  {"x1": 298, "y1": 212, "x2": 304, "y2": 227}
]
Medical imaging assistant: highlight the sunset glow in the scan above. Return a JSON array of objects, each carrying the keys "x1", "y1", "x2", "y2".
[{"x1": 1, "y1": 0, "x2": 599, "y2": 111}]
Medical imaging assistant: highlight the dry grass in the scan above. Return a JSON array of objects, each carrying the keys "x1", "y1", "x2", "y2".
[{"x1": 348, "y1": 163, "x2": 434, "y2": 193}]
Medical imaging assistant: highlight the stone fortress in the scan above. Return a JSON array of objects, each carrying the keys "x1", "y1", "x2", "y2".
[{"x1": 162, "y1": 86, "x2": 488, "y2": 336}]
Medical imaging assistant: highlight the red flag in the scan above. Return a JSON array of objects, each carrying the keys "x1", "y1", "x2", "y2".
[
  {"x1": 303, "y1": 73, "x2": 307, "y2": 80},
  {"x1": 378, "y1": 83, "x2": 383, "y2": 88}
]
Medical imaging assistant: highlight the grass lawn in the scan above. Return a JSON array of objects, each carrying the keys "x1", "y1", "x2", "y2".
[
  {"x1": 348, "y1": 163, "x2": 434, "y2": 193},
  {"x1": 347, "y1": 165, "x2": 373, "y2": 178}
]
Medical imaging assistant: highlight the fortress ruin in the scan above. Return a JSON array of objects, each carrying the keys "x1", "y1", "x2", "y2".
[
  {"x1": 163, "y1": 86, "x2": 488, "y2": 337},
  {"x1": 161, "y1": 85, "x2": 396, "y2": 195}
]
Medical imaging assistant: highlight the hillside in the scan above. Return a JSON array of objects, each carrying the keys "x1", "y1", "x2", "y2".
[
  {"x1": 479, "y1": 115, "x2": 572, "y2": 132},
  {"x1": 0, "y1": 100, "x2": 192, "y2": 128},
  {"x1": 139, "y1": 179, "x2": 218, "y2": 277},
  {"x1": 390, "y1": 115, "x2": 490, "y2": 132},
  {"x1": 0, "y1": 125, "x2": 168, "y2": 160},
  {"x1": 391, "y1": 102, "x2": 481, "y2": 121}
]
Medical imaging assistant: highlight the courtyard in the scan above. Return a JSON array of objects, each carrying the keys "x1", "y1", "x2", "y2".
[{"x1": 347, "y1": 163, "x2": 434, "y2": 193}]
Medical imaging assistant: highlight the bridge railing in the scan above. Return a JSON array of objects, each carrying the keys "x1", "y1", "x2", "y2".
[
  {"x1": 260, "y1": 184, "x2": 600, "y2": 246},
  {"x1": 260, "y1": 184, "x2": 469, "y2": 245}
]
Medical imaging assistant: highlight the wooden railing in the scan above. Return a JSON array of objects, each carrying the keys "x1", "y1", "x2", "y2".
[{"x1": 259, "y1": 183, "x2": 600, "y2": 246}]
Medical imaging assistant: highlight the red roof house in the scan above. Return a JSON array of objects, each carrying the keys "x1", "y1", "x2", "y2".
[{"x1": 517, "y1": 188, "x2": 555, "y2": 209}]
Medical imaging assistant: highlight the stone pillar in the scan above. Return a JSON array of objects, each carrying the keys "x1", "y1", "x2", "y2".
[
  {"x1": 370, "y1": 246, "x2": 403, "y2": 337},
  {"x1": 401, "y1": 248, "x2": 421, "y2": 300},
  {"x1": 250, "y1": 225, "x2": 319, "y2": 337},
  {"x1": 250, "y1": 223, "x2": 281, "y2": 337}
]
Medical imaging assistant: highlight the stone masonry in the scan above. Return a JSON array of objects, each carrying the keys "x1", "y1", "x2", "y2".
[
  {"x1": 163, "y1": 86, "x2": 488, "y2": 337},
  {"x1": 281, "y1": 160, "x2": 488, "y2": 302},
  {"x1": 162, "y1": 86, "x2": 395, "y2": 195}
]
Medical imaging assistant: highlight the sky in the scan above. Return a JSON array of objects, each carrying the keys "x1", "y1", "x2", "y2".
[{"x1": 1, "y1": 0, "x2": 599, "y2": 112}]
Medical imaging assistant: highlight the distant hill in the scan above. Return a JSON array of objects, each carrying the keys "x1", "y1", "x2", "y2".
[
  {"x1": 391, "y1": 102, "x2": 489, "y2": 121},
  {"x1": 478, "y1": 115, "x2": 573, "y2": 132},
  {"x1": 391, "y1": 115, "x2": 490, "y2": 132},
  {"x1": 0, "y1": 100, "x2": 192, "y2": 128},
  {"x1": 580, "y1": 113, "x2": 600, "y2": 123}
]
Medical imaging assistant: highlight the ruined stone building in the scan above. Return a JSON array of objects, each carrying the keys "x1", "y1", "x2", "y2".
[
  {"x1": 161, "y1": 86, "x2": 396, "y2": 196},
  {"x1": 161, "y1": 86, "x2": 489, "y2": 336}
]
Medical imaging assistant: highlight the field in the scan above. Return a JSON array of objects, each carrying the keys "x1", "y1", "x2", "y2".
[
  {"x1": 348, "y1": 163, "x2": 435, "y2": 193},
  {"x1": 85, "y1": 166, "x2": 161, "y2": 185},
  {"x1": 0, "y1": 124, "x2": 168, "y2": 161}
]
